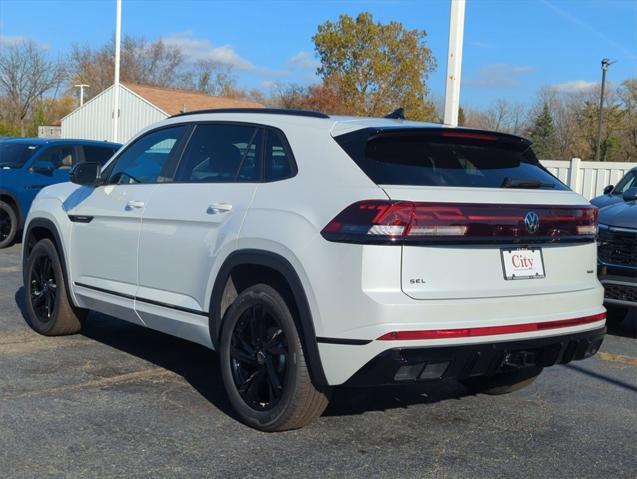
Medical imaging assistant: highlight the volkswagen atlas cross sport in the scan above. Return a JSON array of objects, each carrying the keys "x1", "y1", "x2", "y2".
[{"x1": 21, "y1": 109, "x2": 605, "y2": 431}]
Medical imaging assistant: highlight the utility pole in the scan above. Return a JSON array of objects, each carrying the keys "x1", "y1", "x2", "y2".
[
  {"x1": 74, "y1": 84, "x2": 89, "y2": 106},
  {"x1": 113, "y1": 0, "x2": 122, "y2": 143},
  {"x1": 443, "y1": 0, "x2": 466, "y2": 127},
  {"x1": 595, "y1": 58, "x2": 614, "y2": 161}
]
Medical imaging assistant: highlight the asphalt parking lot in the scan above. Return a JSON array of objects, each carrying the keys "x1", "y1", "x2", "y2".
[{"x1": 1, "y1": 243, "x2": 635, "y2": 478}]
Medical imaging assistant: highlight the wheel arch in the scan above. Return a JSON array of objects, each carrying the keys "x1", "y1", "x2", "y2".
[
  {"x1": 23, "y1": 218, "x2": 76, "y2": 307},
  {"x1": 209, "y1": 249, "x2": 328, "y2": 388}
]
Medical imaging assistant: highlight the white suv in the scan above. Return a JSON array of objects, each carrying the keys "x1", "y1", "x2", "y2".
[{"x1": 22, "y1": 109, "x2": 606, "y2": 431}]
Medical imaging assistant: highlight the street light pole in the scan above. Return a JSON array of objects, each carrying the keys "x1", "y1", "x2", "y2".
[
  {"x1": 595, "y1": 58, "x2": 614, "y2": 162},
  {"x1": 113, "y1": 0, "x2": 122, "y2": 143},
  {"x1": 74, "y1": 84, "x2": 89, "y2": 106},
  {"x1": 443, "y1": 0, "x2": 466, "y2": 127}
]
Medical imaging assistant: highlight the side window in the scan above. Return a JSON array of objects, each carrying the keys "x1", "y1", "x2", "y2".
[
  {"x1": 175, "y1": 124, "x2": 262, "y2": 183},
  {"x1": 83, "y1": 145, "x2": 117, "y2": 166},
  {"x1": 107, "y1": 126, "x2": 185, "y2": 185},
  {"x1": 614, "y1": 171, "x2": 636, "y2": 194},
  {"x1": 39, "y1": 146, "x2": 77, "y2": 170},
  {"x1": 265, "y1": 130, "x2": 295, "y2": 181}
]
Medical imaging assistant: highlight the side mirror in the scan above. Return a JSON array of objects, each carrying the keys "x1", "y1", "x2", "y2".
[
  {"x1": 622, "y1": 186, "x2": 637, "y2": 202},
  {"x1": 603, "y1": 184, "x2": 614, "y2": 195},
  {"x1": 70, "y1": 162, "x2": 101, "y2": 186},
  {"x1": 29, "y1": 159, "x2": 55, "y2": 175}
]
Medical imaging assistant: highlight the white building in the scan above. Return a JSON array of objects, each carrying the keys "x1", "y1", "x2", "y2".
[{"x1": 60, "y1": 82, "x2": 262, "y2": 144}]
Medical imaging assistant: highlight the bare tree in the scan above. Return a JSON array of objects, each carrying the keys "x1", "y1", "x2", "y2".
[
  {"x1": 464, "y1": 99, "x2": 527, "y2": 135},
  {"x1": 181, "y1": 59, "x2": 238, "y2": 97},
  {"x1": 0, "y1": 40, "x2": 66, "y2": 136},
  {"x1": 69, "y1": 36, "x2": 185, "y2": 100}
]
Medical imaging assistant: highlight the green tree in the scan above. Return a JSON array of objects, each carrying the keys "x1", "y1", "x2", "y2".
[
  {"x1": 529, "y1": 103, "x2": 559, "y2": 159},
  {"x1": 313, "y1": 12, "x2": 436, "y2": 120}
]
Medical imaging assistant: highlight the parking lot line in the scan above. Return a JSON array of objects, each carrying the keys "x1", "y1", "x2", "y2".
[{"x1": 597, "y1": 351, "x2": 637, "y2": 366}]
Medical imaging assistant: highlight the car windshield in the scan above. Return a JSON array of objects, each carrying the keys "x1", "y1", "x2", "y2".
[{"x1": 0, "y1": 142, "x2": 40, "y2": 168}]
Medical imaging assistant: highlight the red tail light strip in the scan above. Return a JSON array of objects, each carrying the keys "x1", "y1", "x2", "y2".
[
  {"x1": 321, "y1": 201, "x2": 598, "y2": 244},
  {"x1": 376, "y1": 313, "x2": 606, "y2": 341}
]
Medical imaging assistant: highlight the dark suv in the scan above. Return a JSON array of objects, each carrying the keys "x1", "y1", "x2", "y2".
[
  {"x1": 597, "y1": 186, "x2": 637, "y2": 324},
  {"x1": 0, "y1": 138, "x2": 120, "y2": 248}
]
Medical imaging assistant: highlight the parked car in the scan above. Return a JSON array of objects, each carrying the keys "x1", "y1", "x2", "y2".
[
  {"x1": 597, "y1": 186, "x2": 637, "y2": 323},
  {"x1": 590, "y1": 167, "x2": 637, "y2": 208},
  {"x1": 21, "y1": 109, "x2": 605, "y2": 431},
  {"x1": 0, "y1": 138, "x2": 121, "y2": 248}
]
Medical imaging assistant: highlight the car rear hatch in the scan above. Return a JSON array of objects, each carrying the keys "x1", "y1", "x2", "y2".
[{"x1": 331, "y1": 127, "x2": 598, "y2": 300}]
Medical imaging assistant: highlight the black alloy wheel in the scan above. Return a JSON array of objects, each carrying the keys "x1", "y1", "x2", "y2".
[
  {"x1": 29, "y1": 253, "x2": 58, "y2": 322},
  {"x1": 230, "y1": 304, "x2": 288, "y2": 410}
]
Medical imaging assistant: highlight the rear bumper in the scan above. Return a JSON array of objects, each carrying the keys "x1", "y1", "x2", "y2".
[{"x1": 345, "y1": 326, "x2": 605, "y2": 386}]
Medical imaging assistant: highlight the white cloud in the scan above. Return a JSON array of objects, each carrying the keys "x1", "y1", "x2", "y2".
[
  {"x1": 549, "y1": 80, "x2": 597, "y2": 93},
  {"x1": 162, "y1": 31, "x2": 254, "y2": 70},
  {"x1": 463, "y1": 64, "x2": 535, "y2": 88},
  {"x1": 0, "y1": 34, "x2": 27, "y2": 46},
  {"x1": 288, "y1": 51, "x2": 320, "y2": 71},
  {"x1": 469, "y1": 41, "x2": 493, "y2": 49}
]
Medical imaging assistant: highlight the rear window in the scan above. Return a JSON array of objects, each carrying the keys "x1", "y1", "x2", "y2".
[{"x1": 335, "y1": 129, "x2": 568, "y2": 190}]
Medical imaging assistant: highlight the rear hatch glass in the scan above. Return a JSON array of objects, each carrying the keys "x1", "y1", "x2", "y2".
[{"x1": 334, "y1": 128, "x2": 568, "y2": 190}]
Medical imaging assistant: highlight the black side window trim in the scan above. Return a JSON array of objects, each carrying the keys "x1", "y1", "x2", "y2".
[
  {"x1": 100, "y1": 124, "x2": 192, "y2": 184},
  {"x1": 170, "y1": 121, "x2": 298, "y2": 184}
]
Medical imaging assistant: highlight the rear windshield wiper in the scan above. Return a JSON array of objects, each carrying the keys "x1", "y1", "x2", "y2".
[{"x1": 501, "y1": 177, "x2": 555, "y2": 189}]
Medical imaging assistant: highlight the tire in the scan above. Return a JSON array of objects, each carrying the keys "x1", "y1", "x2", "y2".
[
  {"x1": 0, "y1": 200, "x2": 18, "y2": 249},
  {"x1": 23, "y1": 238, "x2": 86, "y2": 336},
  {"x1": 605, "y1": 305, "x2": 628, "y2": 325},
  {"x1": 219, "y1": 284, "x2": 330, "y2": 432},
  {"x1": 461, "y1": 367, "x2": 543, "y2": 395}
]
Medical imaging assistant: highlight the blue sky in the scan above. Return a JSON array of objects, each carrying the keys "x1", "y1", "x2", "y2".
[{"x1": 1, "y1": 0, "x2": 636, "y2": 108}]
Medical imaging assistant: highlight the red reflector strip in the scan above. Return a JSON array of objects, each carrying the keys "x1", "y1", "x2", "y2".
[
  {"x1": 441, "y1": 130, "x2": 499, "y2": 141},
  {"x1": 377, "y1": 313, "x2": 606, "y2": 341}
]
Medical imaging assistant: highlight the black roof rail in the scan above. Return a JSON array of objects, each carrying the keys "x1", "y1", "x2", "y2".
[{"x1": 169, "y1": 108, "x2": 330, "y2": 119}]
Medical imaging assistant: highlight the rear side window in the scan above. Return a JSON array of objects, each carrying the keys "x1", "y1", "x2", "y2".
[
  {"x1": 175, "y1": 124, "x2": 262, "y2": 183},
  {"x1": 335, "y1": 129, "x2": 568, "y2": 190},
  {"x1": 83, "y1": 145, "x2": 117, "y2": 166},
  {"x1": 265, "y1": 130, "x2": 295, "y2": 181}
]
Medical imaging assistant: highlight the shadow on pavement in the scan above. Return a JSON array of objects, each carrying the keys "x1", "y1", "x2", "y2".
[
  {"x1": 565, "y1": 363, "x2": 637, "y2": 393},
  {"x1": 14, "y1": 286, "x2": 473, "y2": 420}
]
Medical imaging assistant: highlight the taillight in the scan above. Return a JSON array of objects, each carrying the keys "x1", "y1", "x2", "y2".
[{"x1": 321, "y1": 201, "x2": 598, "y2": 244}]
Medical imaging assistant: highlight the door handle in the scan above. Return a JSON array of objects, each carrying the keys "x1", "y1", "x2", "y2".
[
  {"x1": 125, "y1": 200, "x2": 145, "y2": 210},
  {"x1": 207, "y1": 203, "x2": 233, "y2": 214}
]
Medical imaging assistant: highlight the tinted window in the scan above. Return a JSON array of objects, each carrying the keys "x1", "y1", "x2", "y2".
[
  {"x1": 108, "y1": 126, "x2": 185, "y2": 184},
  {"x1": 84, "y1": 145, "x2": 117, "y2": 166},
  {"x1": 265, "y1": 130, "x2": 294, "y2": 181},
  {"x1": 336, "y1": 130, "x2": 568, "y2": 190},
  {"x1": 0, "y1": 143, "x2": 39, "y2": 168},
  {"x1": 176, "y1": 124, "x2": 262, "y2": 183},
  {"x1": 40, "y1": 146, "x2": 77, "y2": 170},
  {"x1": 613, "y1": 171, "x2": 636, "y2": 194}
]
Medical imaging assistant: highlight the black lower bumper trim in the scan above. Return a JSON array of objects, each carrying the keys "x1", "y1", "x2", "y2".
[{"x1": 345, "y1": 327, "x2": 606, "y2": 387}]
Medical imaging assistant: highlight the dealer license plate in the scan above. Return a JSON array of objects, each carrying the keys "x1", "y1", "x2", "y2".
[{"x1": 501, "y1": 248, "x2": 545, "y2": 280}]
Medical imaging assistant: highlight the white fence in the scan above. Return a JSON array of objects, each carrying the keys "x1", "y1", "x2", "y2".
[{"x1": 540, "y1": 159, "x2": 636, "y2": 200}]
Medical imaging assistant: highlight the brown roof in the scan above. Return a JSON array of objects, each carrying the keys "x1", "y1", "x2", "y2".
[{"x1": 122, "y1": 82, "x2": 263, "y2": 116}]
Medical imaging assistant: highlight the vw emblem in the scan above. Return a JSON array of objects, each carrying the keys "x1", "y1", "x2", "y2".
[{"x1": 524, "y1": 211, "x2": 540, "y2": 234}]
